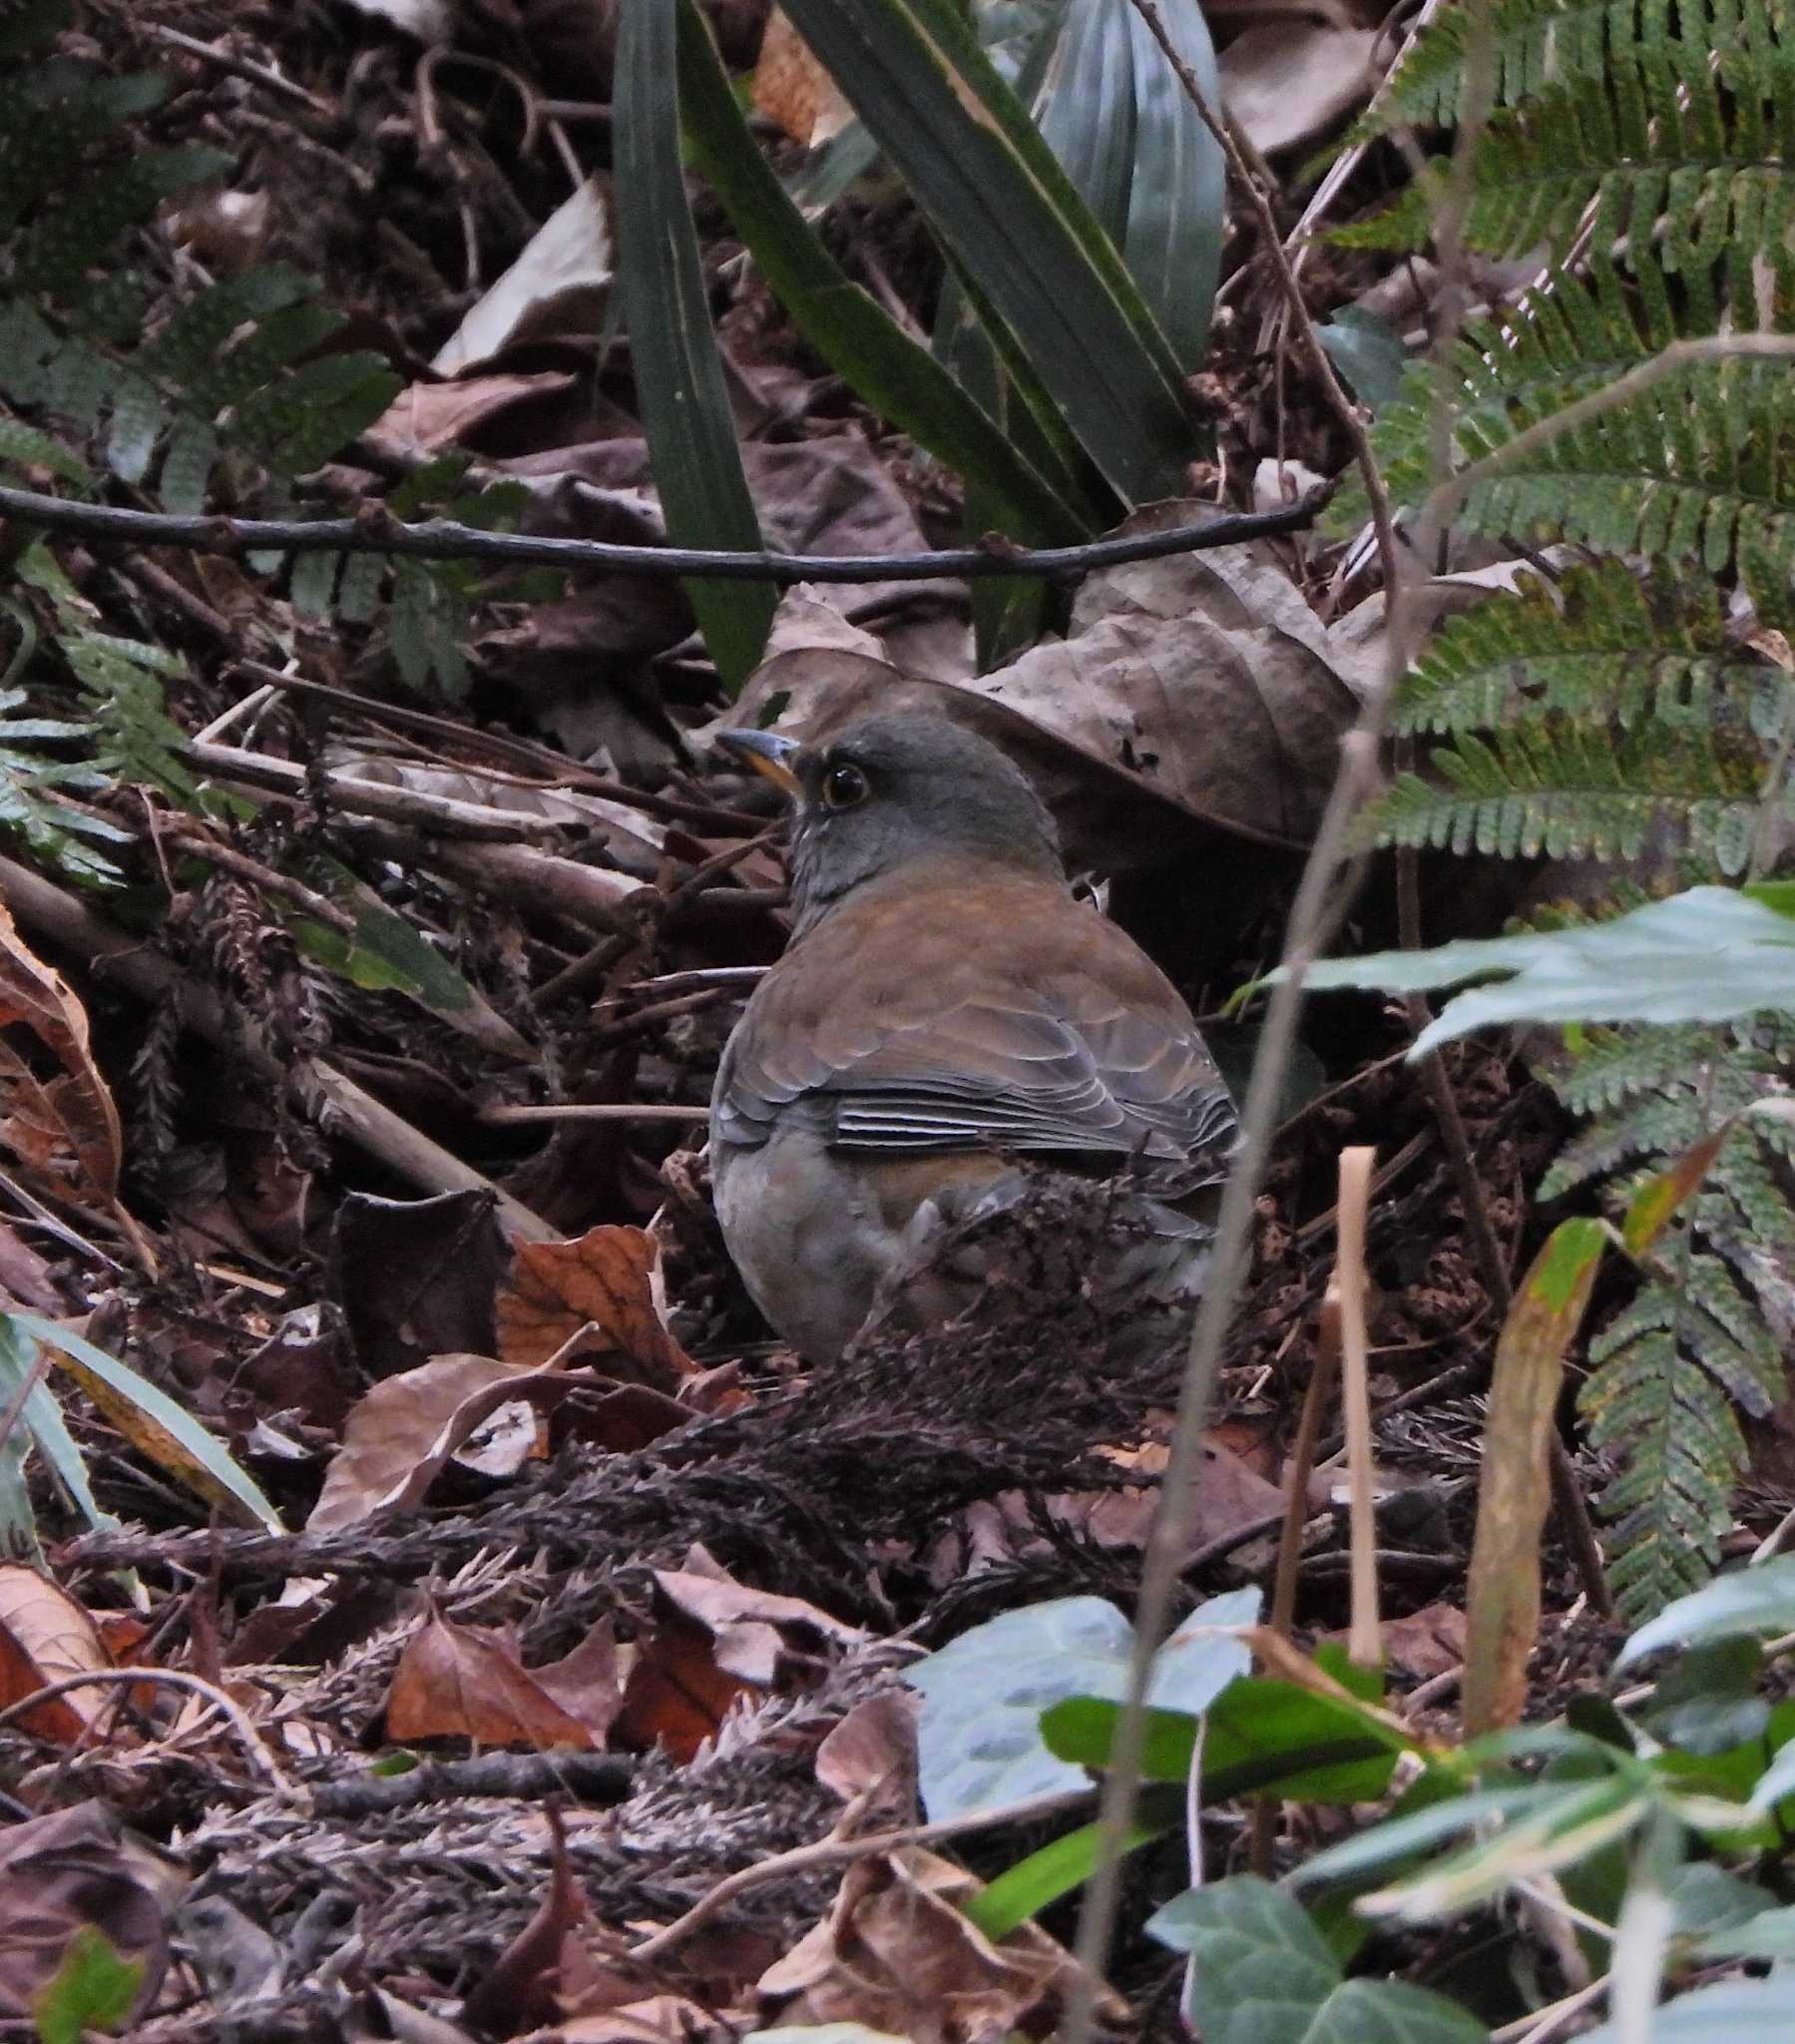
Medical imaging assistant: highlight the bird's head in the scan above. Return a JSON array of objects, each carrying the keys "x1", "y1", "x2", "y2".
[{"x1": 716, "y1": 713, "x2": 1062, "y2": 934}]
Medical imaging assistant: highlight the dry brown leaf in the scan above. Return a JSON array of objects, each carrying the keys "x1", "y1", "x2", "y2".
[
  {"x1": 752, "y1": 8, "x2": 854, "y2": 147},
  {"x1": 497, "y1": 1227, "x2": 694, "y2": 1386},
  {"x1": 384, "y1": 1606, "x2": 598, "y2": 1749},
  {"x1": 0, "y1": 1801, "x2": 177, "y2": 2024},
  {"x1": 718, "y1": 515, "x2": 1370, "y2": 868},
  {"x1": 0, "y1": 903, "x2": 150, "y2": 1268},
  {"x1": 756, "y1": 1848, "x2": 1124, "y2": 2044},
  {"x1": 613, "y1": 1613, "x2": 753, "y2": 1764},
  {"x1": 814, "y1": 1689, "x2": 920, "y2": 1813},
  {"x1": 654, "y1": 1548, "x2": 865, "y2": 1685},
  {"x1": 308, "y1": 1352, "x2": 576, "y2": 1534},
  {"x1": 1220, "y1": 22, "x2": 1379, "y2": 156},
  {"x1": 431, "y1": 178, "x2": 611, "y2": 376},
  {"x1": 0, "y1": 1564, "x2": 114, "y2": 1745},
  {"x1": 462, "y1": 1805, "x2": 591, "y2": 2038},
  {"x1": 552, "y1": 1997, "x2": 719, "y2": 2043},
  {"x1": 365, "y1": 369, "x2": 582, "y2": 463}
]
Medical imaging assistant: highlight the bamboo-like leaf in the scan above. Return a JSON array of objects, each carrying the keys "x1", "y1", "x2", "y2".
[
  {"x1": 1035, "y1": 0, "x2": 1224, "y2": 371},
  {"x1": 1463, "y1": 1220, "x2": 1606, "y2": 1735},
  {"x1": 614, "y1": 0, "x2": 775, "y2": 691},
  {"x1": 776, "y1": 0, "x2": 1197, "y2": 506},
  {"x1": 674, "y1": 0, "x2": 1089, "y2": 545}
]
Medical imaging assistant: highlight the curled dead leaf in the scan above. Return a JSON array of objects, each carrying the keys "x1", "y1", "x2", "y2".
[
  {"x1": 0, "y1": 1564, "x2": 114, "y2": 1745},
  {"x1": 385, "y1": 1604, "x2": 603, "y2": 1749},
  {"x1": 0, "y1": 904, "x2": 151, "y2": 1270},
  {"x1": 497, "y1": 1226, "x2": 694, "y2": 1387}
]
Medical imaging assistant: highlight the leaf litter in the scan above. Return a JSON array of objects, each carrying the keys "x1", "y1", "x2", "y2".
[{"x1": 0, "y1": 0, "x2": 1632, "y2": 2038}]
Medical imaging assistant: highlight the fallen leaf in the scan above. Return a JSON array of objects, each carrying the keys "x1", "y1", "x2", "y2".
[
  {"x1": 1221, "y1": 22, "x2": 1379, "y2": 156},
  {"x1": 365, "y1": 368, "x2": 583, "y2": 463},
  {"x1": 0, "y1": 1565, "x2": 114, "y2": 1744},
  {"x1": 308, "y1": 1351, "x2": 578, "y2": 1533},
  {"x1": 384, "y1": 1605, "x2": 599, "y2": 1749},
  {"x1": 753, "y1": 9, "x2": 855, "y2": 147},
  {"x1": 718, "y1": 513, "x2": 1370, "y2": 868},
  {"x1": 330, "y1": 1189, "x2": 509, "y2": 1380},
  {"x1": 497, "y1": 1227, "x2": 694, "y2": 1387},
  {"x1": 756, "y1": 1849, "x2": 1124, "y2": 2043},
  {"x1": 462, "y1": 1805, "x2": 591, "y2": 2038},
  {"x1": 0, "y1": 1801, "x2": 176, "y2": 2024},
  {"x1": 0, "y1": 904, "x2": 146, "y2": 1266},
  {"x1": 814, "y1": 1689, "x2": 920, "y2": 1814},
  {"x1": 613, "y1": 1611, "x2": 752, "y2": 1763}
]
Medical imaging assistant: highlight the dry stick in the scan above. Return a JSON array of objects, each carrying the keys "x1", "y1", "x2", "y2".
[
  {"x1": 0, "y1": 855, "x2": 557, "y2": 1242},
  {"x1": 0, "y1": 480, "x2": 1316, "y2": 585},
  {"x1": 232, "y1": 664, "x2": 765, "y2": 831},
  {"x1": 0, "y1": 1666, "x2": 297, "y2": 1798},
  {"x1": 1249, "y1": 1281, "x2": 1344, "y2": 1876},
  {"x1": 627, "y1": 1787, "x2": 1094, "y2": 1965},
  {"x1": 1063, "y1": 12, "x2": 1412, "y2": 2023},
  {"x1": 1336, "y1": 1148, "x2": 1382, "y2": 1671}
]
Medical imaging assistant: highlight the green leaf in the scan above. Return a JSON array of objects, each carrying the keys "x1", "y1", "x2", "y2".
[
  {"x1": 1293, "y1": 888, "x2": 1795, "y2": 1053},
  {"x1": 1034, "y1": 0, "x2": 1224, "y2": 372},
  {"x1": 962, "y1": 1795, "x2": 1179, "y2": 1939},
  {"x1": 9, "y1": 1312, "x2": 282, "y2": 1532},
  {"x1": 1579, "y1": 1971, "x2": 1795, "y2": 2042},
  {"x1": 33, "y1": 1925, "x2": 142, "y2": 2044},
  {"x1": 674, "y1": 1, "x2": 1089, "y2": 544},
  {"x1": 775, "y1": 0, "x2": 1198, "y2": 506},
  {"x1": 1619, "y1": 1552, "x2": 1795, "y2": 1667},
  {"x1": 1698, "y1": 1901, "x2": 1795, "y2": 1961},
  {"x1": 905, "y1": 1588, "x2": 1255, "y2": 1819},
  {"x1": 614, "y1": 0, "x2": 774, "y2": 691},
  {"x1": 1044, "y1": 1676, "x2": 1410, "y2": 1803},
  {"x1": 1150, "y1": 1876, "x2": 1490, "y2": 2044},
  {"x1": 1318, "y1": 308, "x2": 1408, "y2": 413}
]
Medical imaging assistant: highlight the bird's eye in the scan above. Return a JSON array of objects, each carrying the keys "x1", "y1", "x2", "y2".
[{"x1": 821, "y1": 762, "x2": 870, "y2": 810}]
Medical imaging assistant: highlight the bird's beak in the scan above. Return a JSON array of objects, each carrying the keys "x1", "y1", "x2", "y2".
[{"x1": 715, "y1": 728, "x2": 802, "y2": 796}]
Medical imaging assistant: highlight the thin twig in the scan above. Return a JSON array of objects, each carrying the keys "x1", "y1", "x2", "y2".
[
  {"x1": 481, "y1": 1104, "x2": 708, "y2": 1126},
  {"x1": 146, "y1": 24, "x2": 333, "y2": 118},
  {"x1": 1061, "y1": 5, "x2": 1461, "y2": 2024},
  {"x1": 627, "y1": 1787, "x2": 1093, "y2": 1964},
  {"x1": 0, "y1": 482, "x2": 1316, "y2": 586},
  {"x1": 0, "y1": 1667, "x2": 298, "y2": 1798}
]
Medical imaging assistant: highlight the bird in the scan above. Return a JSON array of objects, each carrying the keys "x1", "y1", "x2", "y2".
[{"x1": 707, "y1": 713, "x2": 1240, "y2": 1364}]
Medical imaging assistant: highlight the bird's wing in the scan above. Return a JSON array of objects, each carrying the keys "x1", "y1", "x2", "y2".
[{"x1": 711, "y1": 869, "x2": 1239, "y2": 1179}]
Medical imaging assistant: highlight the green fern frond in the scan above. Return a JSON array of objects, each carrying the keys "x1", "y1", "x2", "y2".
[
  {"x1": 0, "y1": 47, "x2": 399, "y2": 514},
  {"x1": 1349, "y1": 0, "x2": 1795, "y2": 274},
  {"x1": 1546, "y1": 1019, "x2": 1794, "y2": 1621},
  {"x1": 1392, "y1": 561, "x2": 1778, "y2": 736},
  {"x1": 1333, "y1": 256, "x2": 1795, "y2": 574},
  {"x1": 1550, "y1": 1023, "x2": 1722, "y2": 1116},
  {"x1": 0, "y1": 681, "x2": 126, "y2": 884},
  {"x1": 1359, "y1": 0, "x2": 1644, "y2": 134},
  {"x1": 1373, "y1": 716, "x2": 1762, "y2": 866},
  {"x1": 1581, "y1": 1309, "x2": 1742, "y2": 1618}
]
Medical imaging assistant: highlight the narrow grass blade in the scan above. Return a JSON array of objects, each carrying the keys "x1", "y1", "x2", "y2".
[
  {"x1": 675, "y1": 0, "x2": 1088, "y2": 544},
  {"x1": 615, "y1": 0, "x2": 774, "y2": 691},
  {"x1": 777, "y1": 0, "x2": 1197, "y2": 506}
]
